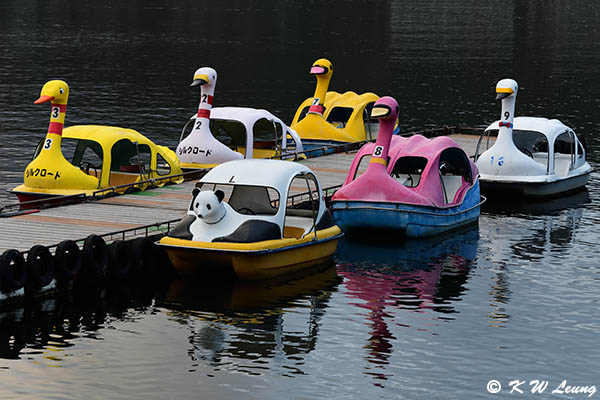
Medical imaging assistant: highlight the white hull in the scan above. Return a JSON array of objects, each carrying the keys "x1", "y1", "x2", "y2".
[{"x1": 481, "y1": 170, "x2": 590, "y2": 197}]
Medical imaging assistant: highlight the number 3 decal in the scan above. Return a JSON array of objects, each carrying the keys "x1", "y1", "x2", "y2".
[
  {"x1": 374, "y1": 145, "x2": 384, "y2": 156},
  {"x1": 44, "y1": 138, "x2": 53, "y2": 150},
  {"x1": 52, "y1": 107, "x2": 60, "y2": 119}
]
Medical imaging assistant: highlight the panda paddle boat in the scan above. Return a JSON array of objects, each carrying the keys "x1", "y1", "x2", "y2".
[
  {"x1": 290, "y1": 58, "x2": 383, "y2": 148},
  {"x1": 176, "y1": 67, "x2": 304, "y2": 170},
  {"x1": 158, "y1": 159, "x2": 342, "y2": 280},
  {"x1": 12, "y1": 80, "x2": 183, "y2": 203},
  {"x1": 331, "y1": 96, "x2": 481, "y2": 238},
  {"x1": 475, "y1": 78, "x2": 592, "y2": 198}
]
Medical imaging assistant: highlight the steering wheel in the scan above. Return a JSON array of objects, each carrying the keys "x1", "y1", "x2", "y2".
[
  {"x1": 518, "y1": 147, "x2": 533, "y2": 158},
  {"x1": 237, "y1": 207, "x2": 256, "y2": 215},
  {"x1": 80, "y1": 161, "x2": 99, "y2": 177}
]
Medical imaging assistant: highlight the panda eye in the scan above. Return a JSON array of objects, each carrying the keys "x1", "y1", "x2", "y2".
[
  {"x1": 195, "y1": 202, "x2": 199, "y2": 208},
  {"x1": 207, "y1": 204, "x2": 212, "y2": 210}
]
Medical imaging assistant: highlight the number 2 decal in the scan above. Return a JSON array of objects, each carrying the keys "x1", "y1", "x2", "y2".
[
  {"x1": 374, "y1": 145, "x2": 384, "y2": 156},
  {"x1": 201, "y1": 94, "x2": 208, "y2": 103},
  {"x1": 43, "y1": 138, "x2": 53, "y2": 150},
  {"x1": 312, "y1": 98, "x2": 320, "y2": 106},
  {"x1": 52, "y1": 107, "x2": 60, "y2": 119},
  {"x1": 195, "y1": 120, "x2": 202, "y2": 129}
]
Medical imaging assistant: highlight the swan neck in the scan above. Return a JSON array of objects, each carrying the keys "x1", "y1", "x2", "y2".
[
  {"x1": 367, "y1": 118, "x2": 395, "y2": 169},
  {"x1": 497, "y1": 96, "x2": 516, "y2": 145},
  {"x1": 309, "y1": 75, "x2": 331, "y2": 115},
  {"x1": 197, "y1": 84, "x2": 215, "y2": 120}
]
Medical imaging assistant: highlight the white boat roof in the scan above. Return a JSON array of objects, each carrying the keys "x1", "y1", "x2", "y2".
[
  {"x1": 189, "y1": 107, "x2": 292, "y2": 129},
  {"x1": 200, "y1": 159, "x2": 317, "y2": 193},
  {"x1": 485, "y1": 116, "x2": 573, "y2": 141}
]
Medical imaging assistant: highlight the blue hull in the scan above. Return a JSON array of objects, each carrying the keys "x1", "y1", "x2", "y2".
[{"x1": 331, "y1": 183, "x2": 481, "y2": 238}]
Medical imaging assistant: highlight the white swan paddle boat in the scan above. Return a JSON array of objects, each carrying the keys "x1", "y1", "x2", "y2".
[
  {"x1": 158, "y1": 159, "x2": 342, "y2": 280},
  {"x1": 475, "y1": 78, "x2": 591, "y2": 197},
  {"x1": 176, "y1": 67, "x2": 304, "y2": 170}
]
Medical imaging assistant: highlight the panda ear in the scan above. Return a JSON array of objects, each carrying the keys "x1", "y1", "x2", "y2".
[
  {"x1": 192, "y1": 188, "x2": 200, "y2": 197},
  {"x1": 215, "y1": 190, "x2": 225, "y2": 203}
]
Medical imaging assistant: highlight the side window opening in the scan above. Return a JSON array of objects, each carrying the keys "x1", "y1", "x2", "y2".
[
  {"x1": 156, "y1": 153, "x2": 171, "y2": 176},
  {"x1": 326, "y1": 107, "x2": 353, "y2": 128},
  {"x1": 284, "y1": 173, "x2": 320, "y2": 238},
  {"x1": 554, "y1": 131, "x2": 574, "y2": 176},
  {"x1": 210, "y1": 119, "x2": 247, "y2": 155},
  {"x1": 438, "y1": 148, "x2": 472, "y2": 203},
  {"x1": 70, "y1": 139, "x2": 103, "y2": 178},
  {"x1": 391, "y1": 156, "x2": 428, "y2": 188}
]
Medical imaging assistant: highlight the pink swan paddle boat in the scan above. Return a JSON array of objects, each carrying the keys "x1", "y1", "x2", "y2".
[{"x1": 330, "y1": 96, "x2": 481, "y2": 237}]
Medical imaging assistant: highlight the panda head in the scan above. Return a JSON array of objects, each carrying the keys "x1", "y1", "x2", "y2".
[{"x1": 190, "y1": 188, "x2": 226, "y2": 224}]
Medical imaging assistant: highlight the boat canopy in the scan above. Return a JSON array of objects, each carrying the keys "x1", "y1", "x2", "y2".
[
  {"x1": 200, "y1": 159, "x2": 315, "y2": 197},
  {"x1": 182, "y1": 107, "x2": 304, "y2": 158}
]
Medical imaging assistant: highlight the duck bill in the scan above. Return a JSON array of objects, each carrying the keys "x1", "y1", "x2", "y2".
[
  {"x1": 34, "y1": 95, "x2": 54, "y2": 104},
  {"x1": 370, "y1": 104, "x2": 392, "y2": 119},
  {"x1": 310, "y1": 66, "x2": 328, "y2": 75},
  {"x1": 190, "y1": 73, "x2": 210, "y2": 87}
]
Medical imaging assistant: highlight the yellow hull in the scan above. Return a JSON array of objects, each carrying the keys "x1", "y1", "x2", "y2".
[{"x1": 158, "y1": 226, "x2": 342, "y2": 280}]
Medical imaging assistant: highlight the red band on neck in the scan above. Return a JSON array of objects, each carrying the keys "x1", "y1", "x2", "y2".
[
  {"x1": 308, "y1": 105, "x2": 324, "y2": 115},
  {"x1": 52, "y1": 103, "x2": 67, "y2": 113},
  {"x1": 48, "y1": 121, "x2": 64, "y2": 136},
  {"x1": 206, "y1": 95, "x2": 213, "y2": 105},
  {"x1": 197, "y1": 109, "x2": 211, "y2": 119}
]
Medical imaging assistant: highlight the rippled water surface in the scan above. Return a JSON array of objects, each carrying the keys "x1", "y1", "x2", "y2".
[{"x1": 1, "y1": 1, "x2": 600, "y2": 399}]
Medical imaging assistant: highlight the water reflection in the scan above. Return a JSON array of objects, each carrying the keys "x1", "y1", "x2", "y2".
[
  {"x1": 334, "y1": 228, "x2": 479, "y2": 385},
  {"x1": 157, "y1": 264, "x2": 341, "y2": 376},
  {"x1": 482, "y1": 190, "x2": 588, "y2": 328},
  {"x1": 0, "y1": 282, "x2": 157, "y2": 363}
]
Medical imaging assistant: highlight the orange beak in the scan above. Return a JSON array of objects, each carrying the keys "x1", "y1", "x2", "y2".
[{"x1": 34, "y1": 95, "x2": 54, "y2": 104}]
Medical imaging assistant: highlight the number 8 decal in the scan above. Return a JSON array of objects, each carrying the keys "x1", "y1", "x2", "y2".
[{"x1": 374, "y1": 145, "x2": 384, "y2": 156}]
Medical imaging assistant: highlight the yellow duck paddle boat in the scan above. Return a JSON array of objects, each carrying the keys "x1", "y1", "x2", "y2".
[
  {"x1": 176, "y1": 67, "x2": 304, "y2": 170},
  {"x1": 290, "y1": 58, "x2": 382, "y2": 147},
  {"x1": 158, "y1": 159, "x2": 342, "y2": 280},
  {"x1": 12, "y1": 80, "x2": 183, "y2": 203}
]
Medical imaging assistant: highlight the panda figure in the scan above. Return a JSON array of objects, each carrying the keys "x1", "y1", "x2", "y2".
[{"x1": 168, "y1": 188, "x2": 282, "y2": 243}]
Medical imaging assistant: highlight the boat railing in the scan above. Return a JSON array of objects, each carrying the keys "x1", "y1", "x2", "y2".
[{"x1": 0, "y1": 169, "x2": 206, "y2": 217}]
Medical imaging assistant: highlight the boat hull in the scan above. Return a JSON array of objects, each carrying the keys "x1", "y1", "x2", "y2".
[
  {"x1": 331, "y1": 185, "x2": 481, "y2": 238},
  {"x1": 157, "y1": 226, "x2": 342, "y2": 280},
  {"x1": 480, "y1": 170, "x2": 590, "y2": 198}
]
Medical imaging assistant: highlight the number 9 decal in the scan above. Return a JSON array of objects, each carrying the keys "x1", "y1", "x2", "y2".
[{"x1": 504, "y1": 111, "x2": 510, "y2": 120}]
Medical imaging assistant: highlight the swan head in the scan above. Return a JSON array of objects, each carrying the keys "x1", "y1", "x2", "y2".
[
  {"x1": 191, "y1": 67, "x2": 217, "y2": 87},
  {"x1": 495, "y1": 78, "x2": 518, "y2": 100},
  {"x1": 34, "y1": 80, "x2": 69, "y2": 105},
  {"x1": 310, "y1": 58, "x2": 333, "y2": 78},
  {"x1": 370, "y1": 96, "x2": 399, "y2": 121}
]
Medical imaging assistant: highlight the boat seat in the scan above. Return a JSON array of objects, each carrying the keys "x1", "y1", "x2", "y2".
[
  {"x1": 284, "y1": 215, "x2": 315, "y2": 238},
  {"x1": 441, "y1": 175, "x2": 464, "y2": 203},
  {"x1": 554, "y1": 154, "x2": 572, "y2": 177},
  {"x1": 109, "y1": 172, "x2": 140, "y2": 187}
]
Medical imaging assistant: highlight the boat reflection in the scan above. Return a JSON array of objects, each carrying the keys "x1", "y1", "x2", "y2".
[
  {"x1": 157, "y1": 263, "x2": 342, "y2": 373},
  {"x1": 482, "y1": 192, "x2": 587, "y2": 328},
  {"x1": 334, "y1": 228, "x2": 479, "y2": 385}
]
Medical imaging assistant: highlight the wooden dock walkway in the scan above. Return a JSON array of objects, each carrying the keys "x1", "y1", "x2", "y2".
[{"x1": 0, "y1": 131, "x2": 485, "y2": 254}]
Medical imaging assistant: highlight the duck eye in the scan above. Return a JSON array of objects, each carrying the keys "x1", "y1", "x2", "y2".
[
  {"x1": 207, "y1": 204, "x2": 212, "y2": 210},
  {"x1": 59, "y1": 88, "x2": 64, "y2": 94}
]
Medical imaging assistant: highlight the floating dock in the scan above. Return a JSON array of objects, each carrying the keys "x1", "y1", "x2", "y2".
[{"x1": 0, "y1": 128, "x2": 485, "y2": 255}]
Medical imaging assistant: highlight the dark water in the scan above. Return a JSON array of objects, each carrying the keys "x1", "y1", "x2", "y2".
[{"x1": 2, "y1": 1, "x2": 600, "y2": 399}]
